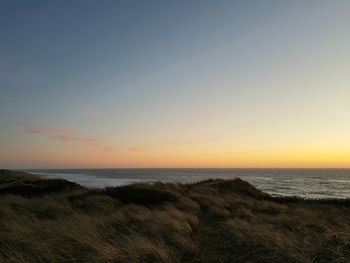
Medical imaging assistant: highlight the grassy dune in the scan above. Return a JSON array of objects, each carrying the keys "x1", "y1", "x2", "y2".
[{"x1": 1, "y1": 170, "x2": 350, "y2": 263}]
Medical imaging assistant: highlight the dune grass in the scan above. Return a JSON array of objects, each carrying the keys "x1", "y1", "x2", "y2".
[{"x1": 1, "y1": 170, "x2": 350, "y2": 262}]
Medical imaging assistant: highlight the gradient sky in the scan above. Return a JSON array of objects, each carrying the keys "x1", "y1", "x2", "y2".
[{"x1": 1, "y1": 0, "x2": 350, "y2": 169}]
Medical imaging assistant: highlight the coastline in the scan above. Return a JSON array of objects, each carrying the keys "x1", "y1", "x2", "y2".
[
  {"x1": 1, "y1": 169, "x2": 350, "y2": 262},
  {"x1": 24, "y1": 168, "x2": 350, "y2": 199}
]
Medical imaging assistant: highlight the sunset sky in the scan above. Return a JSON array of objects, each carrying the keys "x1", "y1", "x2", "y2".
[{"x1": 1, "y1": 1, "x2": 350, "y2": 169}]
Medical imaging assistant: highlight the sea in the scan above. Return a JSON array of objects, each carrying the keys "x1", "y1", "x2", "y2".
[{"x1": 26, "y1": 168, "x2": 350, "y2": 199}]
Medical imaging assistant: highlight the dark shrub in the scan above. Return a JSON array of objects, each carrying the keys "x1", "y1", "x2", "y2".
[
  {"x1": 0, "y1": 179, "x2": 83, "y2": 196},
  {"x1": 103, "y1": 184, "x2": 178, "y2": 205}
]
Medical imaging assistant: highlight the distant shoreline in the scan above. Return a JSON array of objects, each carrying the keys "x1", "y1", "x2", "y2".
[{"x1": 20, "y1": 168, "x2": 350, "y2": 199}]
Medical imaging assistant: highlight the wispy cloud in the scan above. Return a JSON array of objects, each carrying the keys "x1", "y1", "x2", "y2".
[
  {"x1": 103, "y1": 146, "x2": 115, "y2": 152},
  {"x1": 15, "y1": 122, "x2": 95, "y2": 143},
  {"x1": 15, "y1": 122, "x2": 114, "y2": 152},
  {"x1": 15, "y1": 122, "x2": 216, "y2": 154},
  {"x1": 15, "y1": 122, "x2": 73, "y2": 141},
  {"x1": 128, "y1": 146, "x2": 144, "y2": 152},
  {"x1": 128, "y1": 138, "x2": 219, "y2": 152}
]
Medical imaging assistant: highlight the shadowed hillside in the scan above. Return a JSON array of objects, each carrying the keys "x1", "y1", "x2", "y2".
[{"x1": 1, "y1": 170, "x2": 350, "y2": 263}]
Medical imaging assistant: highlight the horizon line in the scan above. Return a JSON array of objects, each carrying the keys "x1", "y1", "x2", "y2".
[{"x1": 15, "y1": 167, "x2": 350, "y2": 170}]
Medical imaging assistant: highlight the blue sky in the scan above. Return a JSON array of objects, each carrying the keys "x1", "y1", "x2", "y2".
[{"x1": 1, "y1": 1, "x2": 350, "y2": 168}]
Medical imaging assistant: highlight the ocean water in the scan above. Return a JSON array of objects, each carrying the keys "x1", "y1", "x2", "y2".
[{"x1": 26, "y1": 168, "x2": 350, "y2": 199}]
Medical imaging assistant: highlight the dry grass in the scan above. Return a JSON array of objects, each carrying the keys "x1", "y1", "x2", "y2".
[{"x1": 1, "y1": 170, "x2": 350, "y2": 262}]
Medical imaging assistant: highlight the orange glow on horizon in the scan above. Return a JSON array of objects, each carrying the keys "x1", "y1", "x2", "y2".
[{"x1": 4, "y1": 143, "x2": 349, "y2": 169}]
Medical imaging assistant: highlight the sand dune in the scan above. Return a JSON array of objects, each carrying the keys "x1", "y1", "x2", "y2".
[{"x1": 1, "y1": 169, "x2": 350, "y2": 262}]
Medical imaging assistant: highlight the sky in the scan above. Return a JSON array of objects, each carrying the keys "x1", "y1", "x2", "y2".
[{"x1": 1, "y1": 0, "x2": 350, "y2": 169}]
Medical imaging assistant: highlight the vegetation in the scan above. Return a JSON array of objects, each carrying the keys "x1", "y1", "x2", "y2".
[{"x1": 1, "y1": 169, "x2": 350, "y2": 262}]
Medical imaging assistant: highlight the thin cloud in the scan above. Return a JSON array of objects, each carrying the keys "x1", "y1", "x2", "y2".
[
  {"x1": 15, "y1": 122, "x2": 76, "y2": 142},
  {"x1": 103, "y1": 146, "x2": 116, "y2": 152},
  {"x1": 15, "y1": 122, "x2": 114, "y2": 152},
  {"x1": 128, "y1": 146, "x2": 143, "y2": 152}
]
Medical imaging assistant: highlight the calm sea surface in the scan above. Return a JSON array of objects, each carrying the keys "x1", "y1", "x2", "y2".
[{"x1": 26, "y1": 168, "x2": 350, "y2": 199}]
